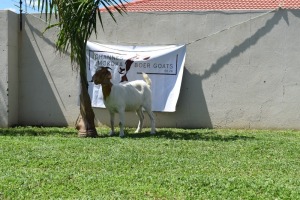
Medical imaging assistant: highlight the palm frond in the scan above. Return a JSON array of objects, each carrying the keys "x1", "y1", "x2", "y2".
[{"x1": 29, "y1": 0, "x2": 127, "y2": 69}]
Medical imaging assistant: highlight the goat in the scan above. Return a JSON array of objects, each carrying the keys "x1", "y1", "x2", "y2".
[{"x1": 92, "y1": 67, "x2": 156, "y2": 137}]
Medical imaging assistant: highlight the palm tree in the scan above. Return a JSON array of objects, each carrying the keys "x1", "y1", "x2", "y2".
[{"x1": 29, "y1": 0, "x2": 127, "y2": 137}]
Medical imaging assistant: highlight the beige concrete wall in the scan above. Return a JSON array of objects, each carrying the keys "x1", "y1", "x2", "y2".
[
  {"x1": 18, "y1": 14, "x2": 79, "y2": 126},
  {"x1": 1, "y1": 9, "x2": 300, "y2": 130},
  {"x1": 7, "y1": 11, "x2": 19, "y2": 126},
  {"x1": 90, "y1": 9, "x2": 300, "y2": 130},
  {"x1": 0, "y1": 10, "x2": 19, "y2": 127},
  {"x1": 0, "y1": 11, "x2": 9, "y2": 127}
]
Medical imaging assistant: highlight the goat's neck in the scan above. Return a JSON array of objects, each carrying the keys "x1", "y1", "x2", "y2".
[{"x1": 101, "y1": 79, "x2": 113, "y2": 100}]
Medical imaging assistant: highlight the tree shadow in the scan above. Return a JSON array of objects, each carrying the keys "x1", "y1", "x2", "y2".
[
  {"x1": 290, "y1": 9, "x2": 300, "y2": 18},
  {"x1": 199, "y1": 10, "x2": 288, "y2": 81},
  {"x1": 151, "y1": 10, "x2": 290, "y2": 129}
]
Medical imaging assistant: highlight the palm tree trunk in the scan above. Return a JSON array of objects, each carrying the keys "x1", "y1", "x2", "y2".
[
  {"x1": 77, "y1": 75, "x2": 98, "y2": 137},
  {"x1": 76, "y1": 43, "x2": 98, "y2": 138}
]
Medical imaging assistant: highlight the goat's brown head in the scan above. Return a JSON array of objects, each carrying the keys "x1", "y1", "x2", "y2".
[{"x1": 92, "y1": 67, "x2": 112, "y2": 85}]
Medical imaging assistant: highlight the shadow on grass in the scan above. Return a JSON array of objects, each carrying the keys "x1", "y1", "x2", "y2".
[
  {"x1": 0, "y1": 127, "x2": 255, "y2": 142},
  {"x1": 0, "y1": 127, "x2": 77, "y2": 137},
  {"x1": 105, "y1": 129, "x2": 255, "y2": 142}
]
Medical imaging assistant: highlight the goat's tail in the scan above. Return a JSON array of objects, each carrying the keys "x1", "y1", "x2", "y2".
[{"x1": 142, "y1": 72, "x2": 152, "y2": 86}]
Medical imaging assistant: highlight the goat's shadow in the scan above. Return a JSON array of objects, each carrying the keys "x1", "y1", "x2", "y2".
[{"x1": 105, "y1": 129, "x2": 255, "y2": 142}]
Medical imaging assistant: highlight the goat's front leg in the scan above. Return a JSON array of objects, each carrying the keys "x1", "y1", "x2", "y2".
[
  {"x1": 109, "y1": 112, "x2": 115, "y2": 136},
  {"x1": 118, "y1": 111, "x2": 125, "y2": 138}
]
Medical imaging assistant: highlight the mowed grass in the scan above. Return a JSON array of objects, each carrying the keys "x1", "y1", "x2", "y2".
[{"x1": 0, "y1": 127, "x2": 300, "y2": 199}]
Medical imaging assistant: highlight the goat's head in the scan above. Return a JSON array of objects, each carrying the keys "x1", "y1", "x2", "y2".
[{"x1": 92, "y1": 67, "x2": 112, "y2": 85}]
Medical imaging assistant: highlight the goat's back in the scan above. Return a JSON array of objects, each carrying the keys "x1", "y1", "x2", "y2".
[{"x1": 105, "y1": 80, "x2": 152, "y2": 112}]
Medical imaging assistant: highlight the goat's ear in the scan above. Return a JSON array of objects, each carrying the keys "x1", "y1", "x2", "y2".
[{"x1": 107, "y1": 72, "x2": 112, "y2": 79}]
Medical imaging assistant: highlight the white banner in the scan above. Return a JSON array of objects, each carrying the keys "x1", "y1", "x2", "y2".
[{"x1": 86, "y1": 41, "x2": 186, "y2": 112}]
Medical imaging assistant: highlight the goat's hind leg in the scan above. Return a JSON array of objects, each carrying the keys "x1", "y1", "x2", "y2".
[
  {"x1": 145, "y1": 108, "x2": 155, "y2": 134},
  {"x1": 118, "y1": 111, "x2": 126, "y2": 138},
  {"x1": 109, "y1": 112, "x2": 116, "y2": 136},
  {"x1": 135, "y1": 107, "x2": 144, "y2": 133}
]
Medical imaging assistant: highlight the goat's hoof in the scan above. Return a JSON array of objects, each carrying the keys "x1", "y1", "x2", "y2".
[{"x1": 109, "y1": 132, "x2": 115, "y2": 137}]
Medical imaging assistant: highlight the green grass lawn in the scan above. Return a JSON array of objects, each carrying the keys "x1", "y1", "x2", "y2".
[{"x1": 0, "y1": 127, "x2": 300, "y2": 199}]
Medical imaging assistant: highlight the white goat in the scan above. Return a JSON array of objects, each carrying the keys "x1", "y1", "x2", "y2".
[{"x1": 92, "y1": 67, "x2": 155, "y2": 137}]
